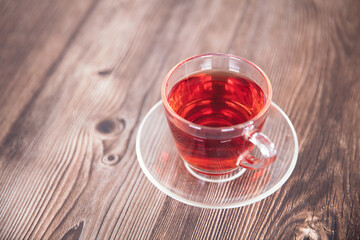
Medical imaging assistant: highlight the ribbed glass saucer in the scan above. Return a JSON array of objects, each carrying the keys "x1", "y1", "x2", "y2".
[{"x1": 136, "y1": 101, "x2": 298, "y2": 209}]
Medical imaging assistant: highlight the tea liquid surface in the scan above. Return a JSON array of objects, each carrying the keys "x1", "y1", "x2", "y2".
[{"x1": 167, "y1": 70, "x2": 266, "y2": 173}]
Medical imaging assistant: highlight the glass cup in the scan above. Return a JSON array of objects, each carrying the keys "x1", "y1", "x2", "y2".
[{"x1": 161, "y1": 53, "x2": 277, "y2": 182}]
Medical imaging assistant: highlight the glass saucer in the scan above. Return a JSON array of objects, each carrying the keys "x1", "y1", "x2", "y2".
[{"x1": 136, "y1": 101, "x2": 298, "y2": 209}]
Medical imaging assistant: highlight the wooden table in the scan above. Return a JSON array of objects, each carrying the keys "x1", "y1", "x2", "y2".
[{"x1": 1, "y1": 0, "x2": 359, "y2": 239}]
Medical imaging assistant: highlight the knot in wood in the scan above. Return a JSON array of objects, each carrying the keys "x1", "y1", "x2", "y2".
[
  {"x1": 96, "y1": 119, "x2": 115, "y2": 134},
  {"x1": 94, "y1": 118, "x2": 125, "y2": 139},
  {"x1": 102, "y1": 154, "x2": 119, "y2": 165},
  {"x1": 61, "y1": 221, "x2": 84, "y2": 240},
  {"x1": 97, "y1": 69, "x2": 113, "y2": 76}
]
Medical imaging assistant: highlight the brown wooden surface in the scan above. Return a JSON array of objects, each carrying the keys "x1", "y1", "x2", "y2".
[{"x1": 0, "y1": 0, "x2": 359, "y2": 239}]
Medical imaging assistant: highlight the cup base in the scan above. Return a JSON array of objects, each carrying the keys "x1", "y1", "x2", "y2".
[{"x1": 183, "y1": 161, "x2": 246, "y2": 183}]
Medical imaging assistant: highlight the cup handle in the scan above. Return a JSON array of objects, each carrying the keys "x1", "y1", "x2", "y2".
[{"x1": 238, "y1": 132, "x2": 277, "y2": 169}]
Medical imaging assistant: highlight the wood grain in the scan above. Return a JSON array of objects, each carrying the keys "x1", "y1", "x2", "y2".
[{"x1": 0, "y1": 0, "x2": 359, "y2": 239}]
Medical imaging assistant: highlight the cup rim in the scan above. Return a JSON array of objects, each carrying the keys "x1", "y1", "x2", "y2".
[{"x1": 161, "y1": 53, "x2": 273, "y2": 131}]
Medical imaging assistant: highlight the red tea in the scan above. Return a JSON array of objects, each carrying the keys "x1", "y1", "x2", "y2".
[{"x1": 167, "y1": 70, "x2": 266, "y2": 173}]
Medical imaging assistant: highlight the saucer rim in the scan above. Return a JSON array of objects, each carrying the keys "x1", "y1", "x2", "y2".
[{"x1": 136, "y1": 100, "x2": 299, "y2": 209}]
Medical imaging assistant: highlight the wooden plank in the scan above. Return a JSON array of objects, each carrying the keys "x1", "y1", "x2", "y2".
[{"x1": 0, "y1": 0, "x2": 359, "y2": 239}]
